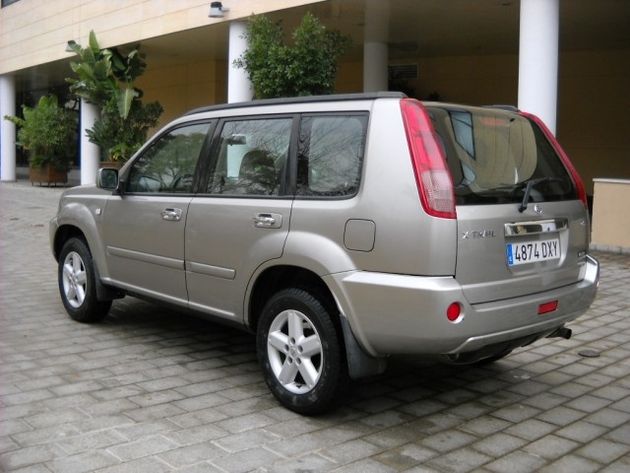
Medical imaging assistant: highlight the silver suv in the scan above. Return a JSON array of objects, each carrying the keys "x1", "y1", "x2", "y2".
[{"x1": 50, "y1": 93, "x2": 599, "y2": 414}]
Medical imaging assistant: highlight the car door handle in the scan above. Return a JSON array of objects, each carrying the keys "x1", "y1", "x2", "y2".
[
  {"x1": 253, "y1": 213, "x2": 282, "y2": 229},
  {"x1": 161, "y1": 208, "x2": 183, "y2": 221}
]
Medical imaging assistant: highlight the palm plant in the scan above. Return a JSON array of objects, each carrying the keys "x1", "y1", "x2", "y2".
[{"x1": 66, "y1": 31, "x2": 162, "y2": 161}]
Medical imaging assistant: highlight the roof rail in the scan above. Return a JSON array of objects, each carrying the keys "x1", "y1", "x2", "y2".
[
  {"x1": 483, "y1": 104, "x2": 520, "y2": 112},
  {"x1": 185, "y1": 92, "x2": 407, "y2": 116}
]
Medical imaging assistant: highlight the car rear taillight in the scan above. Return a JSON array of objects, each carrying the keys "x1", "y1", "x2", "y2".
[
  {"x1": 520, "y1": 112, "x2": 588, "y2": 208},
  {"x1": 400, "y1": 99, "x2": 456, "y2": 219}
]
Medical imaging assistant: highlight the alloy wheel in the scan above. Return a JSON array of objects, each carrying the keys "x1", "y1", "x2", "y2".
[
  {"x1": 62, "y1": 251, "x2": 87, "y2": 308},
  {"x1": 267, "y1": 309, "x2": 323, "y2": 394}
]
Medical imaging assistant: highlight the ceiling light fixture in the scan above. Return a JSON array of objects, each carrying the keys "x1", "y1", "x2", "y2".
[{"x1": 209, "y1": 2, "x2": 229, "y2": 18}]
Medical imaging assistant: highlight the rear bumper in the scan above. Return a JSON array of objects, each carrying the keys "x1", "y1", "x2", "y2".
[{"x1": 325, "y1": 255, "x2": 599, "y2": 357}]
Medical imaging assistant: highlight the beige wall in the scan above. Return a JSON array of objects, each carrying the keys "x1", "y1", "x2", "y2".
[
  {"x1": 393, "y1": 54, "x2": 519, "y2": 106},
  {"x1": 137, "y1": 60, "x2": 226, "y2": 129},
  {"x1": 591, "y1": 179, "x2": 630, "y2": 251},
  {"x1": 335, "y1": 61, "x2": 363, "y2": 93},
  {"x1": 559, "y1": 50, "x2": 630, "y2": 194},
  {"x1": 0, "y1": 0, "x2": 324, "y2": 75}
]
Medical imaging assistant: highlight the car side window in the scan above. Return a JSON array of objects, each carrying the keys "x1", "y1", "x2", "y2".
[
  {"x1": 126, "y1": 122, "x2": 212, "y2": 194},
  {"x1": 206, "y1": 118, "x2": 292, "y2": 196},
  {"x1": 297, "y1": 114, "x2": 368, "y2": 197}
]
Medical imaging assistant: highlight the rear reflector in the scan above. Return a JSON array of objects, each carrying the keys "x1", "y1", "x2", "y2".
[
  {"x1": 538, "y1": 300, "x2": 558, "y2": 315},
  {"x1": 400, "y1": 99, "x2": 456, "y2": 219},
  {"x1": 446, "y1": 302, "x2": 462, "y2": 322}
]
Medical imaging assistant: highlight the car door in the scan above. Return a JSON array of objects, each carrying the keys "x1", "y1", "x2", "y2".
[
  {"x1": 101, "y1": 121, "x2": 214, "y2": 304},
  {"x1": 185, "y1": 115, "x2": 295, "y2": 321}
]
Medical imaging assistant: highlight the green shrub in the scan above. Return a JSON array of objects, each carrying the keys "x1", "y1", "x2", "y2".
[
  {"x1": 4, "y1": 95, "x2": 77, "y2": 169},
  {"x1": 236, "y1": 12, "x2": 351, "y2": 99}
]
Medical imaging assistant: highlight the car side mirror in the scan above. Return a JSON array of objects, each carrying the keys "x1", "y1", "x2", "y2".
[{"x1": 97, "y1": 168, "x2": 119, "y2": 191}]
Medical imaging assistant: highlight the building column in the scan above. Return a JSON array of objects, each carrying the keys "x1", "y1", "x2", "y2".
[
  {"x1": 80, "y1": 99, "x2": 100, "y2": 185},
  {"x1": 363, "y1": 42, "x2": 388, "y2": 92},
  {"x1": 518, "y1": 0, "x2": 559, "y2": 135},
  {"x1": 228, "y1": 21, "x2": 252, "y2": 103},
  {"x1": 363, "y1": 0, "x2": 389, "y2": 92},
  {"x1": 0, "y1": 74, "x2": 16, "y2": 182}
]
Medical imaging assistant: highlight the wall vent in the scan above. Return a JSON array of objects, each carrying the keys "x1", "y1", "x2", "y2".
[{"x1": 388, "y1": 64, "x2": 418, "y2": 80}]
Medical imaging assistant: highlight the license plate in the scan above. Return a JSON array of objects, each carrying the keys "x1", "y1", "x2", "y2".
[{"x1": 506, "y1": 238, "x2": 560, "y2": 266}]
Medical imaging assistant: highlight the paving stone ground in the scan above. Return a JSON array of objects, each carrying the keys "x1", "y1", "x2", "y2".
[{"x1": 1, "y1": 180, "x2": 629, "y2": 473}]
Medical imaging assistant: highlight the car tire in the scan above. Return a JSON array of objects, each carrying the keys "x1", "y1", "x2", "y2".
[
  {"x1": 58, "y1": 237, "x2": 111, "y2": 323},
  {"x1": 257, "y1": 288, "x2": 348, "y2": 415}
]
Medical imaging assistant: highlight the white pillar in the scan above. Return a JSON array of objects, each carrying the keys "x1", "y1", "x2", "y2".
[
  {"x1": 228, "y1": 21, "x2": 253, "y2": 103},
  {"x1": 363, "y1": 42, "x2": 388, "y2": 92},
  {"x1": 80, "y1": 99, "x2": 100, "y2": 185},
  {"x1": 0, "y1": 74, "x2": 16, "y2": 182},
  {"x1": 518, "y1": 0, "x2": 559, "y2": 135},
  {"x1": 363, "y1": 0, "x2": 389, "y2": 92}
]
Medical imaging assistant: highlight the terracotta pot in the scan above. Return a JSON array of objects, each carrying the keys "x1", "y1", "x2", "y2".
[{"x1": 29, "y1": 164, "x2": 68, "y2": 186}]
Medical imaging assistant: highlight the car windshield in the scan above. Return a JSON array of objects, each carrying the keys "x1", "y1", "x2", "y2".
[{"x1": 426, "y1": 105, "x2": 577, "y2": 205}]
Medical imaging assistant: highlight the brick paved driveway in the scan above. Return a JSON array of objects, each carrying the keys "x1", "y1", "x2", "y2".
[{"x1": 1, "y1": 181, "x2": 629, "y2": 473}]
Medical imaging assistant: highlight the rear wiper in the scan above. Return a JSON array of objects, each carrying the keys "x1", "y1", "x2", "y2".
[{"x1": 518, "y1": 177, "x2": 562, "y2": 213}]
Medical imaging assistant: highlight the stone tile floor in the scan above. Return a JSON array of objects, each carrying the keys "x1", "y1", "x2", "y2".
[{"x1": 1, "y1": 181, "x2": 629, "y2": 472}]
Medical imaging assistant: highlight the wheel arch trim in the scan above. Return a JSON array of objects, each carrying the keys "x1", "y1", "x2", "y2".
[
  {"x1": 244, "y1": 262, "x2": 386, "y2": 379},
  {"x1": 53, "y1": 204, "x2": 120, "y2": 301},
  {"x1": 54, "y1": 202, "x2": 107, "y2": 273}
]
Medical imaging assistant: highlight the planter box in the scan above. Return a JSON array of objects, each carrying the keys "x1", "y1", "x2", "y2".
[{"x1": 29, "y1": 164, "x2": 68, "y2": 186}]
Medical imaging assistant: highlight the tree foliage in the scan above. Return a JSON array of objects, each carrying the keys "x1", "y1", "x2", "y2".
[
  {"x1": 4, "y1": 95, "x2": 77, "y2": 169},
  {"x1": 236, "y1": 12, "x2": 351, "y2": 99}
]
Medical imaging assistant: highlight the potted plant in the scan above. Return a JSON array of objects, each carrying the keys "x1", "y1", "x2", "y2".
[
  {"x1": 86, "y1": 93, "x2": 163, "y2": 166},
  {"x1": 4, "y1": 95, "x2": 77, "y2": 186},
  {"x1": 66, "y1": 31, "x2": 163, "y2": 165}
]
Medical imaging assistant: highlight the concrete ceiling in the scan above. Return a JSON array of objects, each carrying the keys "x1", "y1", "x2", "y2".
[{"x1": 15, "y1": 0, "x2": 630, "y2": 91}]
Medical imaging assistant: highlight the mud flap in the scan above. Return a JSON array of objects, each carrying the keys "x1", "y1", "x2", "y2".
[{"x1": 340, "y1": 317, "x2": 387, "y2": 379}]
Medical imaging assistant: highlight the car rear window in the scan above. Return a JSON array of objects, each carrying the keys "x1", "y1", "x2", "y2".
[{"x1": 426, "y1": 105, "x2": 577, "y2": 206}]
